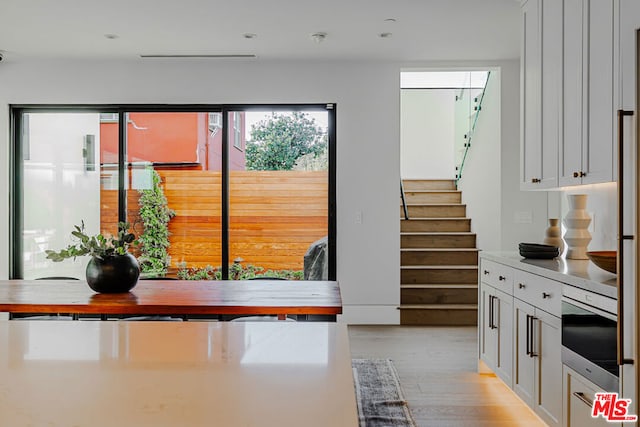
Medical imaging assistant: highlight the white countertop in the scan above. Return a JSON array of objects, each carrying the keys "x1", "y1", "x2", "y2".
[
  {"x1": 0, "y1": 321, "x2": 358, "y2": 427},
  {"x1": 481, "y1": 251, "x2": 617, "y2": 299}
]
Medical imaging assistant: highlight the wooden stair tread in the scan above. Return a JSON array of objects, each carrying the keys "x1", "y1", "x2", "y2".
[
  {"x1": 400, "y1": 304, "x2": 478, "y2": 310},
  {"x1": 401, "y1": 217, "x2": 468, "y2": 221},
  {"x1": 401, "y1": 232, "x2": 476, "y2": 236}
]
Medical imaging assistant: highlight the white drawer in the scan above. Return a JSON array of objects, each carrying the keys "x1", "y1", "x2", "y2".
[
  {"x1": 514, "y1": 269, "x2": 562, "y2": 316},
  {"x1": 480, "y1": 259, "x2": 513, "y2": 295}
]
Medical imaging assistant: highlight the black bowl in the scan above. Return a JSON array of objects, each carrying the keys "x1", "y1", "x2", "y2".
[
  {"x1": 518, "y1": 243, "x2": 559, "y2": 252},
  {"x1": 519, "y1": 249, "x2": 559, "y2": 259}
]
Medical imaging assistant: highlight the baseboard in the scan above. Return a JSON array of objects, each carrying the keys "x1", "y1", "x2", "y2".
[{"x1": 339, "y1": 305, "x2": 400, "y2": 325}]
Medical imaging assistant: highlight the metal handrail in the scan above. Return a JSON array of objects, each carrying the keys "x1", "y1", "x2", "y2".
[{"x1": 400, "y1": 180, "x2": 409, "y2": 220}]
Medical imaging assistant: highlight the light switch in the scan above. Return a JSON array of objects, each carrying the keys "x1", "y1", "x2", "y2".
[{"x1": 355, "y1": 211, "x2": 363, "y2": 224}]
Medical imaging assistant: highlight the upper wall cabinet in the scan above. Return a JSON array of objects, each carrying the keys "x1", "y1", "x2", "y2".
[
  {"x1": 520, "y1": 0, "x2": 616, "y2": 189},
  {"x1": 559, "y1": 0, "x2": 615, "y2": 186},
  {"x1": 520, "y1": 0, "x2": 561, "y2": 190}
]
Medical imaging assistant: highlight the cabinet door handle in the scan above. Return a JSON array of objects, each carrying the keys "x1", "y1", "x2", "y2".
[
  {"x1": 580, "y1": 171, "x2": 587, "y2": 177},
  {"x1": 573, "y1": 171, "x2": 580, "y2": 178},
  {"x1": 531, "y1": 178, "x2": 541, "y2": 183},
  {"x1": 483, "y1": 270, "x2": 490, "y2": 275},
  {"x1": 542, "y1": 292, "x2": 551, "y2": 299},
  {"x1": 489, "y1": 295, "x2": 493, "y2": 329},
  {"x1": 525, "y1": 314, "x2": 531, "y2": 356},
  {"x1": 529, "y1": 316, "x2": 538, "y2": 358},
  {"x1": 491, "y1": 296, "x2": 498, "y2": 330},
  {"x1": 498, "y1": 275, "x2": 506, "y2": 281},
  {"x1": 518, "y1": 283, "x2": 525, "y2": 289},
  {"x1": 573, "y1": 392, "x2": 594, "y2": 407}
]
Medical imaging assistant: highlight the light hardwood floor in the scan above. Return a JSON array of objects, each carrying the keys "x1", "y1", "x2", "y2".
[{"x1": 348, "y1": 325, "x2": 546, "y2": 427}]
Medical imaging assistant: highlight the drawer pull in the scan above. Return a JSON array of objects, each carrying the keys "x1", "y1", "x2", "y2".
[
  {"x1": 573, "y1": 392, "x2": 593, "y2": 408},
  {"x1": 483, "y1": 270, "x2": 490, "y2": 275},
  {"x1": 542, "y1": 292, "x2": 551, "y2": 299},
  {"x1": 498, "y1": 275, "x2": 506, "y2": 281},
  {"x1": 518, "y1": 283, "x2": 525, "y2": 289}
]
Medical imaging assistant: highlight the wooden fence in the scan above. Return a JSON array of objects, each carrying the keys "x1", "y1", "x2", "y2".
[{"x1": 101, "y1": 170, "x2": 328, "y2": 271}]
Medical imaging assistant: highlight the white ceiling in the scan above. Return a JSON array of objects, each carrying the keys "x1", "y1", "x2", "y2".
[{"x1": 0, "y1": 0, "x2": 521, "y2": 62}]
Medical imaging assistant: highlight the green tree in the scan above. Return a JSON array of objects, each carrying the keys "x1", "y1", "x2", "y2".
[{"x1": 246, "y1": 112, "x2": 327, "y2": 171}]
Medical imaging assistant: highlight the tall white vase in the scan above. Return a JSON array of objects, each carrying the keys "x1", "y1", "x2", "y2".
[{"x1": 563, "y1": 194, "x2": 592, "y2": 259}]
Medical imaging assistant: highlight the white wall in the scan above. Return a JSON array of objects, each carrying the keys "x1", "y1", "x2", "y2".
[
  {"x1": 400, "y1": 89, "x2": 456, "y2": 179},
  {"x1": 457, "y1": 60, "x2": 548, "y2": 252},
  {"x1": 0, "y1": 58, "x2": 402, "y2": 324}
]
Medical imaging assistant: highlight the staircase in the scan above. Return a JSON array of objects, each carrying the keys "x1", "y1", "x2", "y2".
[{"x1": 400, "y1": 179, "x2": 478, "y2": 325}]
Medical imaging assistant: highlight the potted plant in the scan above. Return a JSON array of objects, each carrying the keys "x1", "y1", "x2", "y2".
[{"x1": 45, "y1": 221, "x2": 140, "y2": 293}]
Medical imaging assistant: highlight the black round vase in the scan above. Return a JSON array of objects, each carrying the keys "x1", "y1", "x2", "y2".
[{"x1": 85, "y1": 253, "x2": 140, "y2": 293}]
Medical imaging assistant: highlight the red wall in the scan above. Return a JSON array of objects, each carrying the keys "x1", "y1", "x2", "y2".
[{"x1": 100, "y1": 112, "x2": 246, "y2": 171}]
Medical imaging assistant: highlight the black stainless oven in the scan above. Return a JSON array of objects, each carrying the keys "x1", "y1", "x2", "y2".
[{"x1": 562, "y1": 285, "x2": 618, "y2": 392}]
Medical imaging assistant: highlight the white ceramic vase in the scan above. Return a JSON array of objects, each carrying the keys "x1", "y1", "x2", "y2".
[
  {"x1": 563, "y1": 194, "x2": 591, "y2": 259},
  {"x1": 543, "y1": 218, "x2": 565, "y2": 254}
]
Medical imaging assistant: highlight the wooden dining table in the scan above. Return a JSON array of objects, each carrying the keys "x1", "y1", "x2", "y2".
[{"x1": 0, "y1": 279, "x2": 342, "y2": 320}]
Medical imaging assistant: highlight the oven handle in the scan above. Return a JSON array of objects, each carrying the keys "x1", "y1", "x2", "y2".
[
  {"x1": 573, "y1": 392, "x2": 594, "y2": 408},
  {"x1": 562, "y1": 296, "x2": 617, "y2": 322},
  {"x1": 617, "y1": 109, "x2": 635, "y2": 366}
]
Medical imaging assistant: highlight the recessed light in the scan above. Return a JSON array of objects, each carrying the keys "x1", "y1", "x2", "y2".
[
  {"x1": 243, "y1": 33, "x2": 257, "y2": 39},
  {"x1": 311, "y1": 32, "x2": 327, "y2": 43},
  {"x1": 379, "y1": 32, "x2": 393, "y2": 38},
  {"x1": 104, "y1": 34, "x2": 119, "y2": 40}
]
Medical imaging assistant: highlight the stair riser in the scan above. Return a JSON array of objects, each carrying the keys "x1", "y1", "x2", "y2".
[
  {"x1": 401, "y1": 288, "x2": 478, "y2": 304},
  {"x1": 402, "y1": 180, "x2": 456, "y2": 191},
  {"x1": 401, "y1": 251, "x2": 478, "y2": 266},
  {"x1": 403, "y1": 205, "x2": 466, "y2": 218},
  {"x1": 401, "y1": 235, "x2": 476, "y2": 248},
  {"x1": 400, "y1": 309, "x2": 477, "y2": 326},
  {"x1": 404, "y1": 192, "x2": 461, "y2": 204},
  {"x1": 401, "y1": 219, "x2": 471, "y2": 232},
  {"x1": 401, "y1": 269, "x2": 478, "y2": 284}
]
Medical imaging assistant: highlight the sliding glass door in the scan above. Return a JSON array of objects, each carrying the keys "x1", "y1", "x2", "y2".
[{"x1": 11, "y1": 105, "x2": 336, "y2": 281}]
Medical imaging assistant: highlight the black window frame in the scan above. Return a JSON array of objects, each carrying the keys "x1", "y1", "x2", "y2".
[{"x1": 10, "y1": 103, "x2": 337, "y2": 281}]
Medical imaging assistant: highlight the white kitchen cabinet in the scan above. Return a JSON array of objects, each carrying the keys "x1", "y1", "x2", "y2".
[
  {"x1": 559, "y1": 0, "x2": 615, "y2": 186},
  {"x1": 479, "y1": 282, "x2": 513, "y2": 387},
  {"x1": 520, "y1": 0, "x2": 561, "y2": 190},
  {"x1": 563, "y1": 364, "x2": 619, "y2": 427},
  {"x1": 514, "y1": 298, "x2": 562, "y2": 427}
]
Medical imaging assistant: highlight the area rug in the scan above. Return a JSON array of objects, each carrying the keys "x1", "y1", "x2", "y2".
[{"x1": 352, "y1": 359, "x2": 416, "y2": 427}]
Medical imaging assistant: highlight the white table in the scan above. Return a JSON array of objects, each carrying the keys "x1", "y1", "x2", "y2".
[{"x1": 0, "y1": 321, "x2": 358, "y2": 427}]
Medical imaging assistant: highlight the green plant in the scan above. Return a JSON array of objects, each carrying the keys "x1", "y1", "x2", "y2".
[
  {"x1": 177, "y1": 261, "x2": 303, "y2": 281},
  {"x1": 45, "y1": 221, "x2": 136, "y2": 262},
  {"x1": 137, "y1": 168, "x2": 176, "y2": 274}
]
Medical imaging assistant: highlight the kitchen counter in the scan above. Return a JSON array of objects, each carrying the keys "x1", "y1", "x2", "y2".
[{"x1": 481, "y1": 252, "x2": 617, "y2": 299}]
